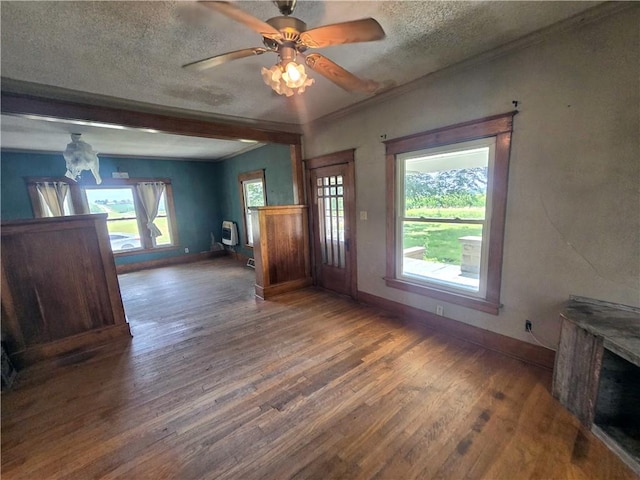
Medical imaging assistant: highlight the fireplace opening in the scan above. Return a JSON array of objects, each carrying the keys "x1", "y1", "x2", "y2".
[{"x1": 594, "y1": 348, "x2": 640, "y2": 466}]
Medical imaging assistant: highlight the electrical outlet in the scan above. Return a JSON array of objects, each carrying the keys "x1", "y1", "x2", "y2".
[
  {"x1": 184, "y1": 247, "x2": 189, "y2": 254},
  {"x1": 436, "y1": 305, "x2": 444, "y2": 316},
  {"x1": 525, "y1": 320, "x2": 532, "y2": 332}
]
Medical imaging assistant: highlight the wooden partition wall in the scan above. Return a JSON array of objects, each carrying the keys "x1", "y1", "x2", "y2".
[
  {"x1": 1, "y1": 214, "x2": 131, "y2": 368},
  {"x1": 251, "y1": 205, "x2": 312, "y2": 299}
]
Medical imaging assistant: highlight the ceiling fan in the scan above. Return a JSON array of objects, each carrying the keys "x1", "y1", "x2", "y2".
[{"x1": 183, "y1": 0, "x2": 386, "y2": 97}]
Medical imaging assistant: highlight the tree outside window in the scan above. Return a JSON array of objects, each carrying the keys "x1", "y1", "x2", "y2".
[{"x1": 238, "y1": 170, "x2": 266, "y2": 247}]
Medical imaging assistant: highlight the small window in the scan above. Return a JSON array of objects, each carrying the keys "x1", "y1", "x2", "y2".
[
  {"x1": 385, "y1": 112, "x2": 516, "y2": 314},
  {"x1": 238, "y1": 170, "x2": 266, "y2": 247}
]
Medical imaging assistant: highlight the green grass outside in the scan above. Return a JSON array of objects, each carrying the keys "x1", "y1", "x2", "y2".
[
  {"x1": 105, "y1": 217, "x2": 171, "y2": 246},
  {"x1": 90, "y1": 201, "x2": 171, "y2": 246},
  {"x1": 404, "y1": 223, "x2": 483, "y2": 264},
  {"x1": 106, "y1": 218, "x2": 139, "y2": 235},
  {"x1": 403, "y1": 207, "x2": 484, "y2": 265},
  {"x1": 405, "y1": 206, "x2": 485, "y2": 219}
]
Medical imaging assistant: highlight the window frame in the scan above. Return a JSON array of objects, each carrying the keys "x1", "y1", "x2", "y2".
[
  {"x1": 84, "y1": 183, "x2": 146, "y2": 253},
  {"x1": 26, "y1": 176, "x2": 86, "y2": 218},
  {"x1": 83, "y1": 178, "x2": 178, "y2": 255},
  {"x1": 397, "y1": 136, "x2": 496, "y2": 299},
  {"x1": 238, "y1": 169, "x2": 266, "y2": 247},
  {"x1": 384, "y1": 112, "x2": 516, "y2": 315},
  {"x1": 25, "y1": 176, "x2": 179, "y2": 256}
]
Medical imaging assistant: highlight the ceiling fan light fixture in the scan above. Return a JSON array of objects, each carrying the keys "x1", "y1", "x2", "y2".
[
  {"x1": 261, "y1": 62, "x2": 314, "y2": 97},
  {"x1": 189, "y1": 2, "x2": 385, "y2": 96},
  {"x1": 283, "y1": 61, "x2": 305, "y2": 87}
]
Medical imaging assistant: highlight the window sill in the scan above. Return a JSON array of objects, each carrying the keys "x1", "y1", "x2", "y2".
[
  {"x1": 385, "y1": 277, "x2": 500, "y2": 315},
  {"x1": 113, "y1": 245, "x2": 180, "y2": 257}
]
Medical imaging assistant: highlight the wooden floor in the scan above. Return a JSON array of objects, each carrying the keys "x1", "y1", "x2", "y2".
[{"x1": 2, "y1": 258, "x2": 636, "y2": 479}]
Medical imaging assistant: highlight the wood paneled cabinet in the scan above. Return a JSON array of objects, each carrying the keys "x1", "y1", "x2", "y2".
[
  {"x1": 251, "y1": 205, "x2": 312, "y2": 299},
  {"x1": 1, "y1": 214, "x2": 131, "y2": 368}
]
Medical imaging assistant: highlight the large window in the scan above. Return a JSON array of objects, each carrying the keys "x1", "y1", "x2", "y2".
[
  {"x1": 84, "y1": 182, "x2": 175, "y2": 252},
  {"x1": 385, "y1": 112, "x2": 515, "y2": 314},
  {"x1": 85, "y1": 187, "x2": 142, "y2": 251},
  {"x1": 238, "y1": 170, "x2": 266, "y2": 247},
  {"x1": 26, "y1": 177, "x2": 178, "y2": 255}
]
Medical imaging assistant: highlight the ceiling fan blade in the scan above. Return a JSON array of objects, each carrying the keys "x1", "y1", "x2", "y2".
[
  {"x1": 300, "y1": 18, "x2": 385, "y2": 48},
  {"x1": 183, "y1": 47, "x2": 268, "y2": 71},
  {"x1": 304, "y1": 53, "x2": 379, "y2": 93},
  {"x1": 199, "y1": 1, "x2": 283, "y2": 42}
]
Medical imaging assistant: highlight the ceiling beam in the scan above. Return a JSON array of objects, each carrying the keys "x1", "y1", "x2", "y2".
[{"x1": 1, "y1": 92, "x2": 301, "y2": 146}]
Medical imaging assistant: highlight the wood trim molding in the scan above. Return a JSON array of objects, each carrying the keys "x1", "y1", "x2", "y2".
[
  {"x1": 1, "y1": 92, "x2": 301, "y2": 145},
  {"x1": 290, "y1": 144, "x2": 305, "y2": 205},
  {"x1": 384, "y1": 112, "x2": 516, "y2": 314},
  {"x1": 116, "y1": 251, "x2": 226, "y2": 274},
  {"x1": 304, "y1": 148, "x2": 356, "y2": 170},
  {"x1": 384, "y1": 278, "x2": 499, "y2": 315},
  {"x1": 385, "y1": 153, "x2": 396, "y2": 285},
  {"x1": 357, "y1": 290, "x2": 556, "y2": 370},
  {"x1": 304, "y1": 149, "x2": 358, "y2": 298},
  {"x1": 237, "y1": 170, "x2": 265, "y2": 184},
  {"x1": 485, "y1": 130, "x2": 512, "y2": 304},
  {"x1": 383, "y1": 111, "x2": 516, "y2": 155}
]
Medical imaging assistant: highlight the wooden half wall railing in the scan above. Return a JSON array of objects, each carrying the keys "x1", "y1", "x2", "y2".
[{"x1": 1, "y1": 214, "x2": 131, "y2": 368}]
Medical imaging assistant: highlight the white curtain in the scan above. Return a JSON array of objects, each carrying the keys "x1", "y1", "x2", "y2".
[
  {"x1": 136, "y1": 182, "x2": 165, "y2": 244},
  {"x1": 36, "y1": 182, "x2": 70, "y2": 217}
]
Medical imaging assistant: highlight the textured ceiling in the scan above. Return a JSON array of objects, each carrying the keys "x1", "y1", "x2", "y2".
[{"x1": 1, "y1": 0, "x2": 602, "y2": 158}]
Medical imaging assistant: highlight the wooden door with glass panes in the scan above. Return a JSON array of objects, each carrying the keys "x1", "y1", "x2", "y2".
[{"x1": 308, "y1": 160, "x2": 356, "y2": 297}]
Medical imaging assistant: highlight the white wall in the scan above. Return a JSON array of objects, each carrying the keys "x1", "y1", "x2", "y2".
[{"x1": 303, "y1": 7, "x2": 639, "y2": 347}]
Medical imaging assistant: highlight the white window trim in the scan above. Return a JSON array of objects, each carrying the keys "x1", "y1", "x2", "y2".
[{"x1": 395, "y1": 137, "x2": 496, "y2": 299}]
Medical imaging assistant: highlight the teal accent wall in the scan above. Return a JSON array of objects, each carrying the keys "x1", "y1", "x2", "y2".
[
  {"x1": 1, "y1": 143, "x2": 293, "y2": 265},
  {"x1": 216, "y1": 143, "x2": 294, "y2": 259},
  {"x1": 1, "y1": 150, "x2": 220, "y2": 265},
  {"x1": 1, "y1": 151, "x2": 62, "y2": 219}
]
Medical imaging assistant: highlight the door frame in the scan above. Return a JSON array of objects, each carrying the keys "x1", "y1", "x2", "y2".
[{"x1": 304, "y1": 149, "x2": 357, "y2": 298}]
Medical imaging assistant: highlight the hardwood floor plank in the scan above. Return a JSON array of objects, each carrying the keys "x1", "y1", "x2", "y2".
[{"x1": 1, "y1": 258, "x2": 636, "y2": 479}]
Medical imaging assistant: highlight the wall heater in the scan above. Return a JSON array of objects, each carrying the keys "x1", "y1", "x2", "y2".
[{"x1": 221, "y1": 221, "x2": 238, "y2": 246}]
